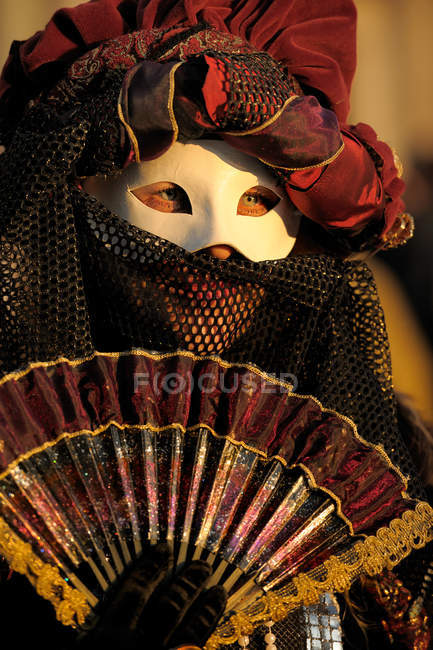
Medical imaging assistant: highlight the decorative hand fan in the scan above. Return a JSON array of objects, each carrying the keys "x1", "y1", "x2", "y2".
[{"x1": 0, "y1": 350, "x2": 432, "y2": 649}]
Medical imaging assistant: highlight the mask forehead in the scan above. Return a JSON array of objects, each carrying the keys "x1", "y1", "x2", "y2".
[
  {"x1": 128, "y1": 140, "x2": 266, "y2": 189},
  {"x1": 83, "y1": 140, "x2": 300, "y2": 261}
]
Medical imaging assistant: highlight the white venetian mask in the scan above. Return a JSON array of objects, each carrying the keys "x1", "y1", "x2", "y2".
[{"x1": 83, "y1": 140, "x2": 300, "y2": 262}]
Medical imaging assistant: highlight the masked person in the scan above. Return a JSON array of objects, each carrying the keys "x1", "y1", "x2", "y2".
[{"x1": 0, "y1": 1, "x2": 432, "y2": 649}]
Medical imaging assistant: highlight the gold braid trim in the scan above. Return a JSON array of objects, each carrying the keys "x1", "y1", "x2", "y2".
[
  {"x1": 0, "y1": 349, "x2": 414, "y2": 540},
  {"x1": 166, "y1": 62, "x2": 182, "y2": 144},
  {"x1": 206, "y1": 502, "x2": 433, "y2": 649},
  {"x1": 117, "y1": 98, "x2": 141, "y2": 163},
  {"x1": 0, "y1": 517, "x2": 91, "y2": 627},
  {"x1": 118, "y1": 61, "x2": 182, "y2": 163},
  {"x1": 258, "y1": 140, "x2": 345, "y2": 172}
]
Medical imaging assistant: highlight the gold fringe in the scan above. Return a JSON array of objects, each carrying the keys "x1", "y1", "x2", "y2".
[
  {"x1": 0, "y1": 517, "x2": 91, "y2": 627},
  {"x1": 206, "y1": 502, "x2": 433, "y2": 648}
]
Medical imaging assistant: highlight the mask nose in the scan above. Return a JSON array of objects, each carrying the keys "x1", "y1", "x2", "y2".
[{"x1": 203, "y1": 245, "x2": 234, "y2": 259}]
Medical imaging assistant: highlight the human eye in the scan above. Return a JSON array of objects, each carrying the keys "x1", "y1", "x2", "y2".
[
  {"x1": 237, "y1": 186, "x2": 280, "y2": 217},
  {"x1": 131, "y1": 181, "x2": 191, "y2": 213}
]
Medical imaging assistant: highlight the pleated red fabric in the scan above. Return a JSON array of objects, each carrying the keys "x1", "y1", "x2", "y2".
[{"x1": 0, "y1": 0, "x2": 356, "y2": 121}]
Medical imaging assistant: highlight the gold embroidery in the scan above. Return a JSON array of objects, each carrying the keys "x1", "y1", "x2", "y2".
[
  {"x1": 380, "y1": 212, "x2": 415, "y2": 250},
  {"x1": 0, "y1": 517, "x2": 91, "y2": 627},
  {"x1": 206, "y1": 503, "x2": 433, "y2": 648}
]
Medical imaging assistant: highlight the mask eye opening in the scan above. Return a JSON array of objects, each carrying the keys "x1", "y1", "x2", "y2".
[
  {"x1": 130, "y1": 181, "x2": 192, "y2": 214},
  {"x1": 237, "y1": 185, "x2": 280, "y2": 217}
]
